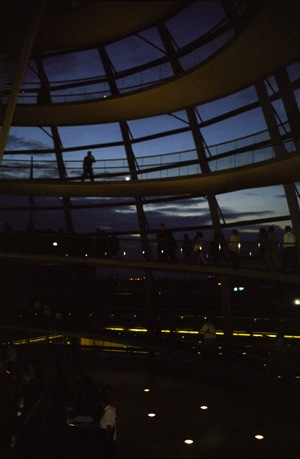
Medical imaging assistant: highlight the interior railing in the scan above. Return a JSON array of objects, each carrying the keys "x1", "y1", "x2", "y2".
[
  {"x1": 0, "y1": 229, "x2": 297, "y2": 267},
  {"x1": 1, "y1": 126, "x2": 297, "y2": 181},
  {"x1": 15, "y1": 1, "x2": 260, "y2": 105}
]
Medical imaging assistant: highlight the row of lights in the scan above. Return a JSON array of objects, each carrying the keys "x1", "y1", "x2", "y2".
[
  {"x1": 106, "y1": 326, "x2": 300, "y2": 340},
  {"x1": 143, "y1": 388, "x2": 264, "y2": 445},
  {"x1": 52, "y1": 241, "x2": 292, "y2": 261}
]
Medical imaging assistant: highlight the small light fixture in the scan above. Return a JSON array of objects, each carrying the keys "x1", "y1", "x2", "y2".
[
  {"x1": 255, "y1": 434, "x2": 264, "y2": 440},
  {"x1": 184, "y1": 439, "x2": 193, "y2": 444}
]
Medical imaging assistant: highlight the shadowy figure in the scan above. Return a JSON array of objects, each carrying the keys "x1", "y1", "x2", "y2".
[
  {"x1": 108, "y1": 233, "x2": 120, "y2": 259},
  {"x1": 267, "y1": 226, "x2": 280, "y2": 269},
  {"x1": 156, "y1": 223, "x2": 170, "y2": 262},
  {"x1": 209, "y1": 233, "x2": 223, "y2": 265},
  {"x1": 228, "y1": 229, "x2": 240, "y2": 267},
  {"x1": 200, "y1": 318, "x2": 217, "y2": 354},
  {"x1": 0, "y1": 352, "x2": 17, "y2": 457},
  {"x1": 282, "y1": 225, "x2": 298, "y2": 273},
  {"x1": 257, "y1": 227, "x2": 269, "y2": 269},
  {"x1": 166, "y1": 231, "x2": 177, "y2": 262},
  {"x1": 193, "y1": 231, "x2": 207, "y2": 265},
  {"x1": 99, "y1": 394, "x2": 117, "y2": 459},
  {"x1": 73, "y1": 369, "x2": 97, "y2": 418},
  {"x1": 95, "y1": 229, "x2": 109, "y2": 258},
  {"x1": 181, "y1": 233, "x2": 193, "y2": 263},
  {"x1": 81, "y1": 151, "x2": 96, "y2": 182}
]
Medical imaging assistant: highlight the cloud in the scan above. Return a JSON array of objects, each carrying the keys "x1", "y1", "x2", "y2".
[{"x1": 6, "y1": 134, "x2": 49, "y2": 151}]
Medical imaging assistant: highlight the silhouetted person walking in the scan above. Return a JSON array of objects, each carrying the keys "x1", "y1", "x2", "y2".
[{"x1": 81, "y1": 151, "x2": 96, "y2": 182}]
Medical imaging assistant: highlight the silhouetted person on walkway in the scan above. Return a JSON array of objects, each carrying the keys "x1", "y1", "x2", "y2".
[
  {"x1": 156, "y1": 223, "x2": 170, "y2": 262},
  {"x1": 81, "y1": 151, "x2": 96, "y2": 182},
  {"x1": 193, "y1": 231, "x2": 206, "y2": 265},
  {"x1": 228, "y1": 229, "x2": 240, "y2": 267},
  {"x1": 166, "y1": 231, "x2": 177, "y2": 262},
  {"x1": 209, "y1": 233, "x2": 223, "y2": 265},
  {"x1": 108, "y1": 233, "x2": 120, "y2": 259},
  {"x1": 267, "y1": 225, "x2": 280, "y2": 269},
  {"x1": 282, "y1": 226, "x2": 298, "y2": 273},
  {"x1": 182, "y1": 233, "x2": 193, "y2": 263},
  {"x1": 257, "y1": 227, "x2": 269, "y2": 269}
]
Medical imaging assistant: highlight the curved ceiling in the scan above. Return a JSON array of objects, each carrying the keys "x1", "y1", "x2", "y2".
[
  {"x1": 10, "y1": 0, "x2": 300, "y2": 127},
  {"x1": 0, "y1": 153, "x2": 299, "y2": 198},
  {"x1": 0, "y1": 1, "x2": 188, "y2": 54},
  {"x1": 36, "y1": 1, "x2": 188, "y2": 52}
]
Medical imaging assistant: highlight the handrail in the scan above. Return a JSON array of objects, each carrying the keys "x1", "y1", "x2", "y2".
[
  {"x1": 23, "y1": 392, "x2": 45, "y2": 427},
  {"x1": 0, "y1": 229, "x2": 298, "y2": 266},
  {"x1": 0, "y1": 127, "x2": 296, "y2": 181},
  {"x1": 17, "y1": 24, "x2": 236, "y2": 104},
  {"x1": 15, "y1": 1, "x2": 261, "y2": 105},
  {"x1": 0, "y1": 123, "x2": 295, "y2": 180}
]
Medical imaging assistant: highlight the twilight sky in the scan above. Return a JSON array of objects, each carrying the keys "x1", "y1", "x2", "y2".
[{"x1": 0, "y1": 1, "x2": 299, "y2": 245}]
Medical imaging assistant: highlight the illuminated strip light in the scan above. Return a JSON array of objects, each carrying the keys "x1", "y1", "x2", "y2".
[
  {"x1": 104, "y1": 348, "x2": 149, "y2": 354},
  {"x1": 9, "y1": 334, "x2": 65, "y2": 346},
  {"x1": 233, "y1": 332, "x2": 251, "y2": 337},
  {"x1": 128, "y1": 328, "x2": 147, "y2": 332},
  {"x1": 29, "y1": 334, "x2": 65, "y2": 344},
  {"x1": 28, "y1": 337, "x2": 49, "y2": 343},
  {"x1": 11, "y1": 339, "x2": 28, "y2": 345},
  {"x1": 177, "y1": 330, "x2": 199, "y2": 334},
  {"x1": 43, "y1": 331, "x2": 300, "y2": 341},
  {"x1": 107, "y1": 328, "x2": 300, "y2": 338}
]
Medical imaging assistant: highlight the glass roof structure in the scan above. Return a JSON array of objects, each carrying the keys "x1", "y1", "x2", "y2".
[
  {"x1": 0, "y1": 4, "x2": 300, "y2": 457},
  {"x1": 0, "y1": 0, "x2": 299, "y2": 245}
]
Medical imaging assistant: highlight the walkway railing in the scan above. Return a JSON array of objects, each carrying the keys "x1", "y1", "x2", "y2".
[
  {"x1": 0, "y1": 229, "x2": 298, "y2": 271},
  {"x1": 0, "y1": 127, "x2": 297, "y2": 181},
  {"x1": 17, "y1": 26, "x2": 235, "y2": 104},
  {"x1": 11, "y1": 1, "x2": 260, "y2": 105}
]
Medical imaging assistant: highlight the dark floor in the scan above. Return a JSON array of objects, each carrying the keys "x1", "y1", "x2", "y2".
[{"x1": 2, "y1": 343, "x2": 300, "y2": 459}]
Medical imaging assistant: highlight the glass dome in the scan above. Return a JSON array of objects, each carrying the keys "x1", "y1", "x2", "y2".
[{"x1": 0, "y1": 0, "x2": 299, "y2": 255}]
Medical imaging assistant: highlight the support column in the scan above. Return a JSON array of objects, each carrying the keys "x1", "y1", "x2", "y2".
[
  {"x1": 255, "y1": 80, "x2": 300, "y2": 241},
  {"x1": 158, "y1": 23, "x2": 223, "y2": 237},
  {"x1": 98, "y1": 45, "x2": 156, "y2": 341},
  {"x1": 275, "y1": 68, "x2": 300, "y2": 147},
  {"x1": 35, "y1": 57, "x2": 74, "y2": 234},
  {"x1": 220, "y1": 276, "x2": 233, "y2": 351},
  {"x1": 0, "y1": 1, "x2": 44, "y2": 162}
]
